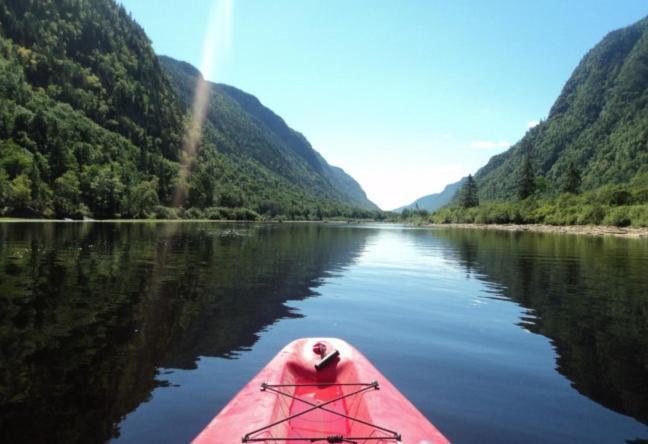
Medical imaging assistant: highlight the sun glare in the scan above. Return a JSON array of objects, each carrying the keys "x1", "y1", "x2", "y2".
[{"x1": 173, "y1": 0, "x2": 232, "y2": 207}]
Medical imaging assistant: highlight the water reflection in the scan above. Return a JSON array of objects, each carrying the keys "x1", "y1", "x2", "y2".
[
  {"x1": 2, "y1": 223, "x2": 647, "y2": 443},
  {"x1": 434, "y1": 228, "x2": 648, "y2": 426},
  {"x1": 0, "y1": 222, "x2": 373, "y2": 443}
]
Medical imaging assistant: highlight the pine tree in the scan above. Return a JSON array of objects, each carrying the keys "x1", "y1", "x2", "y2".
[
  {"x1": 517, "y1": 151, "x2": 536, "y2": 200},
  {"x1": 561, "y1": 160, "x2": 581, "y2": 194},
  {"x1": 460, "y1": 174, "x2": 479, "y2": 208}
]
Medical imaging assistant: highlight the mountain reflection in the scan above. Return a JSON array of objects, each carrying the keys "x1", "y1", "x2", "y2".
[
  {"x1": 0, "y1": 222, "x2": 372, "y2": 443},
  {"x1": 434, "y1": 228, "x2": 648, "y2": 426}
]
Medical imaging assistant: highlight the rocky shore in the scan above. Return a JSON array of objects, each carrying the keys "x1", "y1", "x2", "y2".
[{"x1": 427, "y1": 223, "x2": 648, "y2": 239}]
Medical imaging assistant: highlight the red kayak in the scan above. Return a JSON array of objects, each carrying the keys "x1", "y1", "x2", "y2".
[{"x1": 193, "y1": 338, "x2": 450, "y2": 443}]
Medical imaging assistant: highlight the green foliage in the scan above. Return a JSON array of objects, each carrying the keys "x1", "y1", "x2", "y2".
[
  {"x1": 602, "y1": 207, "x2": 632, "y2": 227},
  {"x1": 151, "y1": 205, "x2": 178, "y2": 220},
  {"x1": 28, "y1": 161, "x2": 52, "y2": 216},
  {"x1": 8, "y1": 174, "x2": 31, "y2": 214},
  {"x1": 159, "y1": 56, "x2": 378, "y2": 219},
  {"x1": 0, "y1": 2, "x2": 377, "y2": 220},
  {"x1": 0, "y1": 168, "x2": 8, "y2": 208},
  {"x1": 53, "y1": 171, "x2": 81, "y2": 217},
  {"x1": 459, "y1": 174, "x2": 479, "y2": 208},
  {"x1": 183, "y1": 207, "x2": 205, "y2": 219},
  {"x1": 0, "y1": 140, "x2": 32, "y2": 177},
  {"x1": 472, "y1": 17, "x2": 648, "y2": 201},
  {"x1": 0, "y1": 22, "x2": 169, "y2": 219},
  {"x1": 124, "y1": 179, "x2": 159, "y2": 218},
  {"x1": 517, "y1": 150, "x2": 536, "y2": 200},
  {"x1": 421, "y1": 177, "x2": 648, "y2": 227},
  {"x1": 561, "y1": 160, "x2": 582, "y2": 194},
  {"x1": 86, "y1": 165, "x2": 125, "y2": 218},
  {"x1": 434, "y1": 17, "x2": 648, "y2": 226}
]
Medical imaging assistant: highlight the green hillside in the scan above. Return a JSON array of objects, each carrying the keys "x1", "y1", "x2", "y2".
[
  {"x1": 476, "y1": 16, "x2": 648, "y2": 200},
  {"x1": 0, "y1": 0, "x2": 376, "y2": 220},
  {"x1": 425, "y1": 16, "x2": 648, "y2": 227},
  {"x1": 159, "y1": 56, "x2": 377, "y2": 213}
]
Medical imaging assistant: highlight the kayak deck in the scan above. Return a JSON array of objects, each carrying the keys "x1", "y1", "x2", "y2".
[
  {"x1": 287, "y1": 384, "x2": 350, "y2": 437},
  {"x1": 249, "y1": 381, "x2": 391, "y2": 441},
  {"x1": 193, "y1": 338, "x2": 450, "y2": 443}
]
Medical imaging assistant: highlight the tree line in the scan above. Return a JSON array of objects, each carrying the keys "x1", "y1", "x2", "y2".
[{"x1": 399, "y1": 151, "x2": 647, "y2": 227}]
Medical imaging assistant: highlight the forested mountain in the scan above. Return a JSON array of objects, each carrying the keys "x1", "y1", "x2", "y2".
[
  {"x1": 418, "y1": 16, "x2": 648, "y2": 226},
  {"x1": 159, "y1": 56, "x2": 377, "y2": 213},
  {"x1": 394, "y1": 178, "x2": 465, "y2": 213},
  {"x1": 218, "y1": 83, "x2": 376, "y2": 210},
  {"x1": 474, "y1": 16, "x2": 648, "y2": 200},
  {"x1": 0, "y1": 0, "x2": 376, "y2": 219}
]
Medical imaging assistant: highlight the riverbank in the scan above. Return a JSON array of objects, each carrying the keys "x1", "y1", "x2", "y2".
[
  {"x1": 426, "y1": 223, "x2": 648, "y2": 238},
  {"x1": 0, "y1": 217, "x2": 373, "y2": 224}
]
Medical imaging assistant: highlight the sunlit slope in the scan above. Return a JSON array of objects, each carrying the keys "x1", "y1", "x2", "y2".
[
  {"x1": 0, "y1": 0, "x2": 376, "y2": 218},
  {"x1": 0, "y1": 0, "x2": 184, "y2": 217},
  {"x1": 474, "y1": 16, "x2": 648, "y2": 200},
  {"x1": 159, "y1": 56, "x2": 378, "y2": 211}
]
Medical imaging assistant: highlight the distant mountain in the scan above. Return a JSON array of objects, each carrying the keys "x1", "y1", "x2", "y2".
[
  {"x1": 394, "y1": 178, "x2": 465, "y2": 212},
  {"x1": 0, "y1": 0, "x2": 376, "y2": 219},
  {"x1": 472, "y1": 16, "x2": 648, "y2": 200}
]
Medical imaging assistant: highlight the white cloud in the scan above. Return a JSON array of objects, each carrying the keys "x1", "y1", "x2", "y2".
[
  {"x1": 470, "y1": 140, "x2": 510, "y2": 150},
  {"x1": 527, "y1": 120, "x2": 540, "y2": 129}
]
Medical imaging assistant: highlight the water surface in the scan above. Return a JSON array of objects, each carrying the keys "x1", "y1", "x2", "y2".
[{"x1": 0, "y1": 222, "x2": 647, "y2": 443}]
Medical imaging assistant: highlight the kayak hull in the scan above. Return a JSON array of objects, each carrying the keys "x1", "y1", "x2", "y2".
[{"x1": 193, "y1": 338, "x2": 450, "y2": 443}]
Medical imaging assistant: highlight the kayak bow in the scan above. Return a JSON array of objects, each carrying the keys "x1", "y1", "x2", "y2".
[{"x1": 193, "y1": 338, "x2": 450, "y2": 443}]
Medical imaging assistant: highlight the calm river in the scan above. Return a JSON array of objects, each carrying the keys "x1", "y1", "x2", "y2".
[{"x1": 0, "y1": 222, "x2": 647, "y2": 443}]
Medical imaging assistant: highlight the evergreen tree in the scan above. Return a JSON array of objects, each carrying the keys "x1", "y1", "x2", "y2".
[
  {"x1": 53, "y1": 171, "x2": 81, "y2": 217},
  {"x1": 459, "y1": 174, "x2": 479, "y2": 208},
  {"x1": 561, "y1": 160, "x2": 581, "y2": 194},
  {"x1": 517, "y1": 151, "x2": 536, "y2": 200},
  {"x1": 0, "y1": 169, "x2": 8, "y2": 209},
  {"x1": 28, "y1": 162, "x2": 52, "y2": 215}
]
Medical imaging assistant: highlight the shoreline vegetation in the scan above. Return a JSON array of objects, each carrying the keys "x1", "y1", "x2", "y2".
[
  {"x1": 0, "y1": 217, "x2": 378, "y2": 224},
  {"x1": 398, "y1": 176, "x2": 648, "y2": 235}
]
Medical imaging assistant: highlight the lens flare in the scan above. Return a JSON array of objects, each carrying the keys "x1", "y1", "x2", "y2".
[{"x1": 173, "y1": 0, "x2": 232, "y2": 207}]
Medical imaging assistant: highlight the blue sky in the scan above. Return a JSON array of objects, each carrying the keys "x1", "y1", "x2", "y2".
[{"x1": 119, "y1": 0, "x2": 646, "y2": 209}]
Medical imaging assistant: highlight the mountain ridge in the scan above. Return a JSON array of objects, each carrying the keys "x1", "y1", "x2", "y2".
[
  {"x1": 472, "y1": 15, "x2": 648, "y2": 200},
  {"x1": 158, "y1": 55, "x2": 378, "y2": 213},
  {"x1": 414, "y1": 16, "x2": 648, "y2": 227}
]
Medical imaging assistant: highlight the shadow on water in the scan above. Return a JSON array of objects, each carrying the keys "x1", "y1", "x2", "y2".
[
  {"x1": 0, "y1": 222, "x2": 373, "y2": 443},
  {"x1": 432, "y1": 228, "x2": 648, "y2": 428}
]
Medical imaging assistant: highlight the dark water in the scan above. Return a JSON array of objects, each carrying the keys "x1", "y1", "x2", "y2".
[{"x1": 0, "y1": 223, "x2": 647, "y2": 443}]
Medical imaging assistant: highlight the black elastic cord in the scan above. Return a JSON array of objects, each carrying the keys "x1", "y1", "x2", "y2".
[{"x1": 241, "y1": 382, "x2": 401, "y2": 443}]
